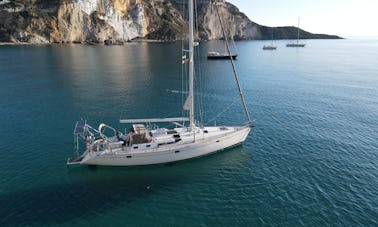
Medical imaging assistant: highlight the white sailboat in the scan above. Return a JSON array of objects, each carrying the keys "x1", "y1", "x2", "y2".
[
  {"x1": 67, "y1": 0, "x2": 253, "y2": 166},
  {"x1": 286, "y1": 18, "x2": 305, "y2": 47},
  {"x1": 263, "y1": 27, "x2": 277, "y2": 50}
]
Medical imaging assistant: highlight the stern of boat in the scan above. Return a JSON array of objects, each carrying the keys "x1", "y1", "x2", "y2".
[{"x1": 67, "y1": 156, "x2": 84, "y2": 166}]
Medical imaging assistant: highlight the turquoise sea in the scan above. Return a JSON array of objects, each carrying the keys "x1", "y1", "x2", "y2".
[{"x1": 0, "y1": 39, "x2": 377, "y2": 226}]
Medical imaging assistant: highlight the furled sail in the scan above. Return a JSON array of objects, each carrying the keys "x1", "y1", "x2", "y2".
[{"x1": 183, "y1": 96, "x2": 191, "y2": 110}]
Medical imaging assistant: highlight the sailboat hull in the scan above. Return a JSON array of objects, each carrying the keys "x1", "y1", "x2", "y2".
[
  {"x1": 286, "y1": 43, "x2": 305, "y2": 47},
  {"x1": 79, "y1": 126, "x2": 251, "y2": 166},
  {"x1": 263, "y1": 46, "x2": 277, "y2": 50}
]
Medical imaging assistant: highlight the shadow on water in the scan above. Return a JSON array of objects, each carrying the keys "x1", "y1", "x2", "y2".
[
  {"x1": 0, "y1": 165, "x2": 183, "y2": 226},
  {"x1": 0, "y1": 145, "x2": 251, "y2": 226}
]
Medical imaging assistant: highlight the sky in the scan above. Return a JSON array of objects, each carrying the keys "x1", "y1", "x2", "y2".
[{"x1": 227, "y1": 0, "x2": 378, "y2": 38}]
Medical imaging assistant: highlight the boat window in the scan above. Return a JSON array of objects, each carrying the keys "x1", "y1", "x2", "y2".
[
  {"x1": 175, "y1": 150, "x2": 180, "y2": 153},
  {"x1": 216, "y1": 140, "x2": 220, "y2": 143},
  {"x1": 204, "y1": 130, "x2": 208, "y2": 133},
  {"x1": 127, "y1": 156, "x2": 132, "y2": 158},
  {"x1": 133, "y1": 146, "x2": 138, "y2": 149},
  {"x1": 146, "y1": 144, "x2": 151, "y2": 147},
  {"x1": 167, "y1": 130, "x2": 178, "y2": 134},
  {"x1": 219, "y1": 127, "x2": 228, "y2": 131}
]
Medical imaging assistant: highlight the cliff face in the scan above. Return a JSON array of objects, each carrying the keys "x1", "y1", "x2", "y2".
[
  {"x1": 0, "y1": 0, "x2": 156, "y2": 43},
  {"x1": 0, "y1": 0, "x2": 340, "y2": 44},
  {"x1": 0, "y1": 0, "x2": 189, "y2": 43},
  {"x1": 196, "y1": 1, "x2": 261, "y2": 40}
]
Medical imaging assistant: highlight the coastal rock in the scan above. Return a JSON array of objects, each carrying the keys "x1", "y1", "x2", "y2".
[
  {"x1": 0, "y1": 0, "x2": 341, "y2": 44},
  {"x1": 197, "y1": 1, "x2": 262, "y2": 40}
]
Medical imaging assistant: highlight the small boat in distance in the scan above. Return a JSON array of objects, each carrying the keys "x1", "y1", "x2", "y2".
[
  {"x1": 286, "y1": 42, "x2": 305, "y2": 47},
  {"x1": 286, "y1": 18, "x2": 305, "y2": 47},
  {"x1": 263, "y1": 45, "x2": 277, "y2": 50},
  {"x1": 263, "y1": 27, "x2": 277, "y2": 50},
  {"x1": 207, "y1": 51, "x2": 237, "y2": 59}
]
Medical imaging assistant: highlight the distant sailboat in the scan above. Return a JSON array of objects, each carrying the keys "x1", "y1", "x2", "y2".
[
  {"x1": 263, "y1": 27, "x2": 277, "y2": 50},
  {"x1": 286, "y1": 18, "x2": 305, "y2": 47}
]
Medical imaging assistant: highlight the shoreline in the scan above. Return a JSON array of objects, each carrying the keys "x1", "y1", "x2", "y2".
[
  {"x1": 0, "y1": 39, "x2": 174, "y2": 46},
  {"x1": 0, "y1": 37, "x2": 349, "y2": 46}
]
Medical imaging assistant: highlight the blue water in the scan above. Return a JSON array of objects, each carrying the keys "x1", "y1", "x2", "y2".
[{"x1": 0, "y1": 39, "x2": 377, "y2": 226}]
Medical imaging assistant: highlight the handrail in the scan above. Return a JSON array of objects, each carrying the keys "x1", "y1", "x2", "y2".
[{"x1": 120, "y1": 117, "x2": 189, "y2": 124}]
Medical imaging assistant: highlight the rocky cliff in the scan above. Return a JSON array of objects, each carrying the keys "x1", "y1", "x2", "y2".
[{"x1": 0, "y1": 0, "x2": 340, "y2": 44}]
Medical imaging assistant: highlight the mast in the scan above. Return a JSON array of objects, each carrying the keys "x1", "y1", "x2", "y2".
[
  {"x1": 271, "y1": 27, "x2": 274, "y2": 45},
  {"x1": 297, "y1": 17, "x2": 300, "y2": 44},
  {"x1": 188, "y1": 0, "x2": 195, "y2": 130}
]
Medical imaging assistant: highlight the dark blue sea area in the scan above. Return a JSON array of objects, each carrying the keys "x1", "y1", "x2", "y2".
[{"x1": 0, "y1": 39, "x2": 377, "y2": 226}]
